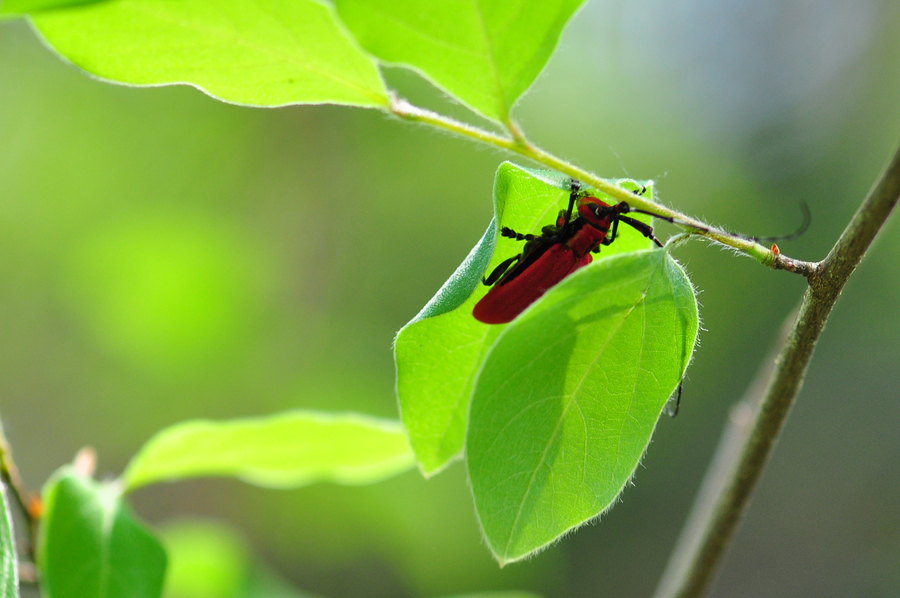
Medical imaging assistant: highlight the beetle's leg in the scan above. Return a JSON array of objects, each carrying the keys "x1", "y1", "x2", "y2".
[
  {"x1": 664, "y1": 380, "x2": 683, "y2": 417},
  {"x1": 609, "y1": 213, "x2": 622, "y2": 243},
  {"x1": 563, "y1": 179, "x2": 581, "y2": 224},
  {"x1": 500, "y1": 227, "x2": 540, "y2": 242},
  {"x1": 482, "y1": 254, "x2": 521, "y2": 286},
  {"x1": 618, "y1": 214, "x2": 663, "y2": 247}
]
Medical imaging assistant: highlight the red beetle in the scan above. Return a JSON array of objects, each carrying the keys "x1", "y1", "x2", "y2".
[{"x1": 473, "y1": 180, "x2": 664, "y2": 325}]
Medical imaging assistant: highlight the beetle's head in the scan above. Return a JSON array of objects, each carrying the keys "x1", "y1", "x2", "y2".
[{"x1": 577, "y1": 197, "x2": 613, "y2": 223}]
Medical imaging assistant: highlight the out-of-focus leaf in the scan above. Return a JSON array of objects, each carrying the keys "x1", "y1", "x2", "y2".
[
  {"x1": 0, "y1": 479, "x2": 18, "y2": 598},
  {"x1": 122, "y1": 411, "x2": 415, "y2": 491},
  {"x1": 467, "y1": 249, "x2": 698, "y2": 563},
  {"x1": 30, "y1": 0, "x2": 389, "y2": 108},
  {"x1": 161, "y1": 521, "x2": 249, "y2": 598},
  {"x1": 38, "y1": 467, "x2": 167, "y2": 598},
  {"x1": 395, "y1": 162, "x2": 652, "y2": 475},
  {"x1": 161, "y1": 519, "x2": 320, "y2": 598},
  {"x1": 244, "y1": 570, "x2": 319, "y2": 598},
  {"x1": 335, "y1": 0, "x2": 585, "y2": 122},
  {"x1": 161, "y1": 519, "x2": 538, "y2": 598}
]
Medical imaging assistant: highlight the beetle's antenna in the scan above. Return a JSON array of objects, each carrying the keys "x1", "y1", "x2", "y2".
[
  {"x1": 746, "y1": 201, "x2": 811, "y2": 243},
  {"x1": 623, "y1": 201, "x2": 811, "y2": 246}
]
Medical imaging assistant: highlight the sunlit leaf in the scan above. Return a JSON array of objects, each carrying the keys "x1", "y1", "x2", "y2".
[
  {"x1": 467, "y1": 249, "x2": 698, "y2": 563},
  {"x1": 0, "y1": 480, "x2": 18, "y2": 598},
  {"x1": 38, "y1": 467, "x2": 167, "y2": 598},
  {"x1": 335, "y1": 0, "x2": 585, "y2": 122},
  {"x1": 395, "y1": 162, "x2": 652, "y2": 475},
  {"x1": 30, "y1": 0, "x2": 389, "y2": 108},
  {"x1": 0, "y1": 0, "x2": 103, "y2": 17},
  {"x1": 123, "y1": 411, "x2": 415, "y2": 491}
]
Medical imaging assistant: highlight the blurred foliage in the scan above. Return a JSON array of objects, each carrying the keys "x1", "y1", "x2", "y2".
[{"x1": 1, "y1": 0, "x2": 899, "y2": 596}]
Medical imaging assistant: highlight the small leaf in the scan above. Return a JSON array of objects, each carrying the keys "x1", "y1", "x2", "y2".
[
  {"x1": 0, "y1": 479, "x2": 18, "y2": 598},
  {"x1": 395, "y1": 162, "x2": 653, "y2": 475},
  {"x1": 335, "y1": 0, "x2": 585, "y2": 122},
  {"x1": 38, "y1": 467, "x2": 167, "y2": 598},
  {"x1": 122, "y1": 411, "x2": 415, "y2": 492},
  {"x1": 30, "y1": 0, "x2": 389, "y2": 108},
  {"x1": 467, "y1": 249, "x2": 698, "y2": 563}
]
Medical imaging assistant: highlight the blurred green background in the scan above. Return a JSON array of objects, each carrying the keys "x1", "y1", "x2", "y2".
[{"x1": 2, "y1": 0, "x2": 899, "y2": 596}]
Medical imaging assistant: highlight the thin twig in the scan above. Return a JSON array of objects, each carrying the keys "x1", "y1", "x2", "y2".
[
  {"x1": 388, "y1": 96, "x2": 802, "y2": 268},
  {"x1": 654, "y1": 141, "x2": 900, "y2": 598},
  {"x1": 652, "y1": 313, "x2": 795, "y2": 597},
  {"x1": 18, "y1": 561, "x2": 37, "y2": 585},
  {"x1": 0, "y1": 417, "x2": 36, "y2": 561}
]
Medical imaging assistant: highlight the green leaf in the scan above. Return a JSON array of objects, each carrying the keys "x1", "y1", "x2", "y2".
[
  {"x1": 334, "y1": 0, "x2": 585, "y2": 122},
  {"x1": 467, "y1": 249, "x2": 698, "y2": 563},
  {"x1": 0, "y1": 0, "x2": 104, "y2": 18},
  {"x1": 38, "y1": 467, "x2": 167, "y2": 598},
  {"x1": 161, "y1": 521, "x2": 249, "y2": 598},
  {"x1": 30, "y1": 0, "x2": 389, "y2": 108},
  {"x1": 0, "y1": 480, "x2": 18, "y2": 598},
  {"x1": 160, "y1": 520, "x2": 319, "y2": 598},
  {"x1": 122, "y1": 411, "x2": 415, "y2": 492},
  {"x1": 395, "y1": 162, "x2": 653, "y2": 475}
]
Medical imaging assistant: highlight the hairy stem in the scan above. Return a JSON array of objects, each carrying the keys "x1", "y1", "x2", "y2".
[
  {"x1": 654, "y1": 141, "x2": 900, "y2": 598},
  {"x1": 0, "y1": 417, "x2": 36, "y2": 560},
  {"x1": 388, "y1": 96, "x2": 811, "y2": 269}
]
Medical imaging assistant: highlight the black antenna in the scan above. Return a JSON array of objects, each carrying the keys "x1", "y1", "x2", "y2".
[{"x1": 746, "y1": 202, "x2": 811, "y2": 243}]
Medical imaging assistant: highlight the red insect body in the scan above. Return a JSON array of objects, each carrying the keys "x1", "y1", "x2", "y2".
[
  {"x1": 473, "y1": 197, "x2": 615, "y2": 325},
  {"x1": 472, "y1": 179, "x2": 808, "y2": 326}
]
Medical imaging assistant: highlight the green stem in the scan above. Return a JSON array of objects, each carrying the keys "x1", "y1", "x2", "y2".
[
  {"x1": 389, "y1": 96, "x2": 797, "y2": 269},
  {"x1": 0, "y1": 417, "x2": 36, "y2": 561}
]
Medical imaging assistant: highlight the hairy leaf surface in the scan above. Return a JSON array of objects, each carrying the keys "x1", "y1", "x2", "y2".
[
  {"x1": 467, "y1": 249, "x2": 697, "y2": 563},
  {"x1": 0, "y1": 480, "x2": 17, "y2": 598}
]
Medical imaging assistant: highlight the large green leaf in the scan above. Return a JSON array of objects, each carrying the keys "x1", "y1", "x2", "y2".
[
  {"x1": 334, "y1": 0, "x2": 585, "y2": 122},
  {"x1": 395, "y1": 162, "x2": 653, "y2": 475},
  {"x1": 467, "y1": 249, "x2": 698, "y2": 563},
  {"x1": 30, "y1": 0, "x2": 389, "y2": 108},
  {"x1": 122, "y1": 411, "x2": 415, "y2": 491},
  {"x1": 0, "y1": 480, "x2": 18, "y2": 598},
  {"x1": 38, "y1": 467, "x2": 167, "y2": 598},
  {"x1": 0, "y1": 0, "x2": 103, "y2": 17}
]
